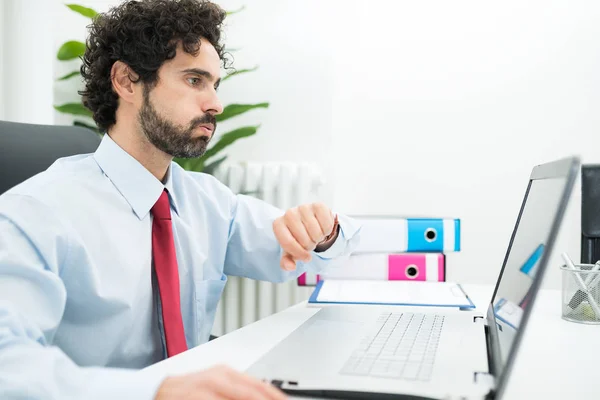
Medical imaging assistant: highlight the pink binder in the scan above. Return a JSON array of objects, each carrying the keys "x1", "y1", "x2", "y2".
[{"x1": 298, "y1": 253, "x2": 445, "y2": 286}]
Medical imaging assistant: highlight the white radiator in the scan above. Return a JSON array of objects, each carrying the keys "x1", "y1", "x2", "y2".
[{"x1": 211, "y1": 162, "x2": 325, "y2": 336}]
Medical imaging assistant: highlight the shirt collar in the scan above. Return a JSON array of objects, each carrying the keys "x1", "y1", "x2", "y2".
[{"x1": 93, "y1": 133, "x2": 180, "y2": 220}]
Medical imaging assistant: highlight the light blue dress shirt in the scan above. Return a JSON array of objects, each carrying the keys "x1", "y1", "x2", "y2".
[{"x1": 0, "y1": 133, "x2": 361, "y2": 400}]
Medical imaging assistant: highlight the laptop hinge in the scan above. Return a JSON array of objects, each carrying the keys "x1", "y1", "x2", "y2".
[
  {"x1": 470, "y1": 318, "x2": 497, "y2": 399},
  {"x1": 471, "y1": 315, "x2": 496, "y2": 398}
]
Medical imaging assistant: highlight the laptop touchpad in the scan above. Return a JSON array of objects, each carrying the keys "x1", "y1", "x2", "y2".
[
  {"x1": 303, "y1": 319, "x2": 363, "y2": 339},
  {"x1": 246, "y1": 317, "x2": 365, "y2": 378}
]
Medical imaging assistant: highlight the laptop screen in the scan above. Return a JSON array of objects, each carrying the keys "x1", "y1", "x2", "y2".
[{"x1": 490, "y1": 158, "x2": 578, "y2": 387}]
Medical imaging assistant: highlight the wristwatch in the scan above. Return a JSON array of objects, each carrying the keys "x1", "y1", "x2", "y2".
[{"x1": 314, "y1": 214, "x2": 340, "y2": 252}]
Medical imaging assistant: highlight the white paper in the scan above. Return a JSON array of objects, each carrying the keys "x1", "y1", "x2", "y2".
[{"x1": 313, "y1": 280, "x2": 472, "y2": 307}]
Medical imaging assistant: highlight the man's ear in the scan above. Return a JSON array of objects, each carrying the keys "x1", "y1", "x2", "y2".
[{"x1": 110, "y1": 61, "x2": 140, "y2": 104}]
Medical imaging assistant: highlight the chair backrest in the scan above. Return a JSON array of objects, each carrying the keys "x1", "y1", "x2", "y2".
[{"x1": 0, "y1": 120, "x2": 102, "y2": 194}]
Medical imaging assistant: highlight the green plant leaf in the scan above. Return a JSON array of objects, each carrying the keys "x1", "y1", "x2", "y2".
[
  {"x1": 226, "y1": 5, "x2": 246, "y2": 15},
  {"x1": 173, "y1": 157, "x2": 195, "y2": 170},
  {"x1": 189, "y1": 159, "x2": 205, "y2": 172},
  {"x1": 202, "y1": 155, "x2": 228, "y2": 175},
  {"x1": 57, "y1": 70, "x2": 81, "y2": 81},
  {"x1": 202, "y1": 125, "x2": 259, "y2": 161},
  {"x1": 222, "y1": 66, "x2": 258, "y2": 82},
  {"x1": 57, "y1": 40, "x2": 86, "y2": 61},
  {"x1": 216, "y1": 103, "x2": 269, "y2": 123},
  {"x1": 54, "y1": 103, "x2": 93, "y2": 117},
  {"x1": 73, "y1": 120, "x2": 99, "y2": 132},
  {"x1": 66, "y1": 4, "x2": 97, "y2": 18}
]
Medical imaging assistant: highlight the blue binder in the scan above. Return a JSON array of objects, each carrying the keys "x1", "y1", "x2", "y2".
[
  {"x1": 351, "y1": 216, "x2": 461, "y2": 253},
  {"x1": 407, "y1": 218, "x2": 460, "y2": 252}
]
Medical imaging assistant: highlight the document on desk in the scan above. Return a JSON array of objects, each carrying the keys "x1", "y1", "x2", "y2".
[{"x1": 308, "y1": 280, "x2": 475, "y2": 308}]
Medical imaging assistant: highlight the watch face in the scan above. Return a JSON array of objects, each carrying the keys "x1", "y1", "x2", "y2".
[
  {"x1": 328, "y1": 215, "x2": 340, "y2": 239},
  {"x1": 318, "y1": 216, "x2": 339, "y2": 247}
]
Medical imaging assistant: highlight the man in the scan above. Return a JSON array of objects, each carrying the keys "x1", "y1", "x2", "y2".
[{"x1": 0, "y1": 0, "x2": 360, "y2": 399}]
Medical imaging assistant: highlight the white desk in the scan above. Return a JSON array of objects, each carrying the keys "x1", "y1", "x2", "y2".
[{"x1": 143, "y1": 284, "x2": 599, "y2": 399}]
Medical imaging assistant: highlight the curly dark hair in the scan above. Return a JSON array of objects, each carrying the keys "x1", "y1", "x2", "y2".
[{"x1": 79, "y1": 0, "x2": 229, "y2": 132}]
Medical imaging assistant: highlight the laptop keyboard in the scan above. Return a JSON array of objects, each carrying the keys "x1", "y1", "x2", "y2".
[{"x1": 340, "y1": 312, "x2": 444, "y2": 381}]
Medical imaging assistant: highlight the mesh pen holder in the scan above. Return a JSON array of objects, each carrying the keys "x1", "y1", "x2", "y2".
[{"x1": 561, "y1": 263, "x2": 600, "y2": 324}]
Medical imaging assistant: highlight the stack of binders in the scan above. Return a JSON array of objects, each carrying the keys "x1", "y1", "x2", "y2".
[{"x1": 298, "y1": 216, "x2": 461, "y2": 286}]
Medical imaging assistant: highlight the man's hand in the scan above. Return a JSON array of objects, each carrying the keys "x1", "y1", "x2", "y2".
[
  {"x1": 155, "y1": 365, "x2": 287, "y2": 400},
  {"x1": 273, "y1": 202, "x2": 337, "y2": 271}
]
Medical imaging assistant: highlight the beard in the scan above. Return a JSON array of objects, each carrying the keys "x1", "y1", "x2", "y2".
[{"x1": 138, "y1": 86, "x2": 216, "y2": 158}]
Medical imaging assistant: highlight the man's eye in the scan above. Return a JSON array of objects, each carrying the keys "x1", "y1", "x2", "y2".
[{"x1": 187, "y1": 77, "x2": 201, "y2": 86}]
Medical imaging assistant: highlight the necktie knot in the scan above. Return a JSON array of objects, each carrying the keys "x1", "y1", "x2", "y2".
[{"x1": 152, "y1": 190, "x2": 171, "y2": 220}]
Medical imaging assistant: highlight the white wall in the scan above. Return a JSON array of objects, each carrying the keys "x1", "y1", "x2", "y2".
[
  {"x1": 211, "y1": 0, "x2": 338, "y2": 203},
  {"x1": 329, "y1": 0, "x2": 600, "y2": 289},
  {"x1": 41, "y1": 0, "x2": 600, "y2": 290},
  {"x1": 1, "y1": 0, "x2": 54, "y2": 124}
]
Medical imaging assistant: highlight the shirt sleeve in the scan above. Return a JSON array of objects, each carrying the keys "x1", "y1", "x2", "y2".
[
  {"x1": 0, "y1": 194, "x2": 165, "y2": 400},
  {"x1": 223, "y1": 193, "x2": 362, "y2": 283}
]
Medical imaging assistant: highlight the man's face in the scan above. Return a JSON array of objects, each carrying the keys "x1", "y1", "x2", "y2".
[{"x1": 138, "y1": 38, "x2": 223, "y2": 158}]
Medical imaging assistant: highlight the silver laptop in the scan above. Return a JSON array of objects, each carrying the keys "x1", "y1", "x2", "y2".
[{"x1": 246, "y1": 156, "x2": 580, "y2": 400}]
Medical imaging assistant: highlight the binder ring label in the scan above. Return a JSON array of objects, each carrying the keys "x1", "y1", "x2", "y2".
[
  {"x1": 405, "y1": 264, "x2": 419, "y2": 279},
  {"x1": 424, "y1": 228, "x2": 437, "y2": 242}
]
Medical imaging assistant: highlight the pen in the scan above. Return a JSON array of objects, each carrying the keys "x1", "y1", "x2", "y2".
[
  {"x1": 566, "y1": 260, "x2": 600, "y2": 309},
  {"x1": 584, "y1": 261, "x2": 600, "y2": 286},
  {"x1": 585, "y1": 262, "x2": 600, "y2": 303},
  {"x1": 562, "y1": 252, "x2": 600, "y2": 318},
  {"x1": 563, "y1": 253, "x2": 590, "y2": 309}
]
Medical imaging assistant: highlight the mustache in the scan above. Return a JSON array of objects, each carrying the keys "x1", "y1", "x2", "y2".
[{"x1": 189, "y1": 114, "x2": 217, "y2": 131}]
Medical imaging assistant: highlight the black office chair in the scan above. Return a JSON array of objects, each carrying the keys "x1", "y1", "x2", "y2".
[{"x1": 0, "y1": 120, "x2": 102, "y2": 194}]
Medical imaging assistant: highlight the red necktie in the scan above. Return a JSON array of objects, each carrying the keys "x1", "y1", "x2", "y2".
[{"x1": 151, "y1": 189, "x2": 187, "y2": 357}]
